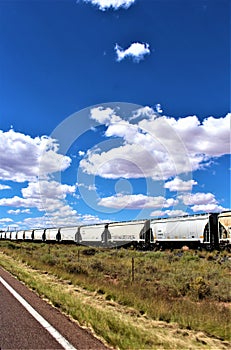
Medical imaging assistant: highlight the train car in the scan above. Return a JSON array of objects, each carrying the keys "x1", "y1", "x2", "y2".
[
  {"x1": 43, "y1": 227, "x2": 59, "y2": 242},
  {"x1": 24, "y1": 229, "x2": 33, "y2": 240},
  {"x1": 17, "y1": 230, "x2": 25, "y2": 240},
  {"x1": 218, "y1": 211, "x2": 231, "y2": 248},
  {"x1": 11, "y1": 231, "x2": 18, "y2": 240},
  {"x1": 108, "y1": 220, "x2": 152, "y2": 248},
  {"x1": 5, "y1": 231, "x2": 11, "y2": 240},
  {"x1": 150, "y1": 213, "x2": 218, "y2": 249},
  {"x1": 33, "y1": 228, "x2": 46, "y2": 242},
  {"x1": 79, "y1": 223, "x2": 107, "y2": 246},
  {"x1": 59, "y1": 226, "x2": 79, "y2": 243}
]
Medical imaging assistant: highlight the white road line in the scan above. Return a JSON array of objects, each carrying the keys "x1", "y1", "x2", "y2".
[{"x1": 0, "y1": 276, "x2": 77, "y2": 350}]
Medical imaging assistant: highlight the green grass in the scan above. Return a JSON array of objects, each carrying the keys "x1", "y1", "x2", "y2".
[{"x1": 0, "y1": 241, "x2": 230, "y2": 348}]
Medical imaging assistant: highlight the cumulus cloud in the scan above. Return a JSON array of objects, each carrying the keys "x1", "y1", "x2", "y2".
[
  {"x1": 0, "y1": 196, "x2": 40, "y2": 209},
  {"x1": 0, "y1": 129, "x2": 107, "y2": 228},
  {"x1": 0, "y1": 181, "x2": 72, "y2": 210},
  {"x1": 164, "y1": 177, "x2": 197, "y2": 192},
  {"x1": 178, "y1": 192, "x2": 226, "y2": 213},
  {"x1": 150, "y1": 210, "x2": 166, "y2": 217},
  {"x1": 78, "y1": 151, "x2": 85, "y2": 157},
  {"x1": 81, "y1": 144, "x2": 161, "y2": 179},
  {"x1": 165, "y1": 209, "x2": 188, "y2": 217},
  {"x1": 98, "y1": 194, "x2": 178, "y2": 209},
  {"x1": 179, "y1": 192, "x2": 217, "y2": 206},
  {"x1": 22, "y1": 181, "x2": 76, "y2": 201},
  {"x1": 164, "y1": 113, "x2": 231, "y2": 157},
  {"x1": 8, "y1": 209, "x2": 31, "y2": 215},
  {"x1": 155, "y1": 104, "x2": 163, "y2": 114},
  {"x1": 131, "y1": 106, "x2": 156, "y2": 120},
  {"x1": 190, "y1": 203, "x2": 225, "y2": 213},
  {"x1": 150, "y1": 209, "x2": 188, "y2": 217},
  {"x1": 76, "y1": 182, "x2": 97, "y2": 191},
  {"x1": 0, "y1": 129, "x2": 71, "y2": 183},
  {"x1": 20, "y1": 210, "x2": 104, "y2": 229},
  {"x1": 115, "y1": 42, "x2": 150, "y2": 62},
  {"x1": 81, "y1": 107, "x2": 230, "y2": 182},
  {"x1": 82, "y1": 0, "x2": 135, "y2": 10},
  {"x1": 0, "y1": 179, "x2": 77, "y2": 227},
  {"x1": 0, "y1": 218, "x2": 13, "y2": 223},
  {"x1": 0, "y1": 129, "x2": 81, "y2": 228},
  {"x1": 90, "y1": 106, "x2": 118, "y2": 124}
]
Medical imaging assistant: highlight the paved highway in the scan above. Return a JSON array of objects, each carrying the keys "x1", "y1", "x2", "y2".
[{"x1": 0, "y1": 267, "x2": 110, "y2": 350}]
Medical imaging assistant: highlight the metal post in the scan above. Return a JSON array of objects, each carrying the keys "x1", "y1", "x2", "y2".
[{"x1": 131, "y1": 257, "x2": 135, "y2": 283}]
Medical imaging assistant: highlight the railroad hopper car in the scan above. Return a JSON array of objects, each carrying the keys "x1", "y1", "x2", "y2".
[
  {"x1": 33, "y1": 229, "x2": 46, "y2": 242},
  {"x1": 10, "y1": 231, "x2": 17, "y2": 240},
  {"x1": 59, "y1": 227, "x2": 79, "y2": 243},
  {"x1": 150, "y1": 213, "x2": 219, "y2": 249},
  {"x1": 218, "y1": 211, "x2": 231, "y2": 248},
  {"x1": 17, "y1": 230, "x2": 25, "y2": 240},
  {"x1": 5, "y1": 231, "x2": 12, "y2": 240},
  {"x1": 24, "y1": 230, "x2": 33, "y2": 241}
]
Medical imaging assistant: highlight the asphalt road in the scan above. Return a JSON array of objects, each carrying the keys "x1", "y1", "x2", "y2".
[{"x1": 0, "y1": 267, "x2": 110, "y2": 350}]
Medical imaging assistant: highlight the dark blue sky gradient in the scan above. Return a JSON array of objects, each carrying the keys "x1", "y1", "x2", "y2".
[{"x1": 0, "y1": 0, "x2": 230, "y2": 136}]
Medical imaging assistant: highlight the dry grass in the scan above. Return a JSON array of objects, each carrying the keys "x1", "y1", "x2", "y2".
[{"x1": 0, "y1": 242, "x2": 230, "y2": 349}]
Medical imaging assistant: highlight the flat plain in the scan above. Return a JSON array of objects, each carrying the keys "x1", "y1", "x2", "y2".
[{"x1": 0, "y1": 241, "x2": 230, "y2": 349}]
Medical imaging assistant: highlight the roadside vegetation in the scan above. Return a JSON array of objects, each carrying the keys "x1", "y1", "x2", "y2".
[{"x1": 0, "y1": 241, "x2": 230, "y2": 349}]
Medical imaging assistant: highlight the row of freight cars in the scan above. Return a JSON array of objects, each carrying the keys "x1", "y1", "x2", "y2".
[{"x1": 1, "y1": 211, "x2": 231, "y2": 250}]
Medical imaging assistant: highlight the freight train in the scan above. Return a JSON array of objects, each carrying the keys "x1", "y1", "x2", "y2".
[{"x1": 0, "y1": 211, "x2": 230, "y2": 250}]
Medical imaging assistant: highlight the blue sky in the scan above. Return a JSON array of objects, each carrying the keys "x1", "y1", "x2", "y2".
[{"x1": 0, "y1": 0, "x2": 230, "y2": 229}]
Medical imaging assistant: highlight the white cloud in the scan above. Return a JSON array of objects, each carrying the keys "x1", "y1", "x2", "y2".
[
  {"x1": 131, "y1": 106, "x2": 156, "y2": 120},
  {"x1": 179, "y1": 192, "x2": 217, "y2": 206},
  {"x1": 22, "y1": 216, "x2": 52, "y2": 229},
  {"x1": 0, "y1": 129, "x2": 71, "y2": 183},
  {"x1": 0, "y1": 180, "x2": 76, "y2": 220},
  {"x1": 22, "y1": 181, "x2": 76, "y2": 201},
  {"x1": 90, "y1": 106, "x2": 118, "y2": 124},
  {"x1": 0, "y1": 132, "x2": 82, "y2": 228},
  {"x1": 165, "y1": 113, "x2": 231, "y2": 158},
  {"x1": 20, "y1": 211, "x2": 104, "y2": 229},
  {"x1": 82, "y1": 108, "x2": 230, "y2": 182},
  {"x1": 0, "y1": 128, "x2": 79, "y2": 227},
  {"x1": 80, "y1": 214, "x2": 107, "y2": 225},
  {"x1": 164, "y1": 177, "x2": 197, "y2": 192},
  {"x1": 78, "y1": 150, "x2": 85, "y2": 157},
  {"x1": 155, "y1": 104, "x2": 163, "y2": 114},
  {"x1": 178, "y1": 192, "x2": 227, "y2": 213},
  {"x1": 0, "y1": 218, "x2": 13, "y2": 223},
  {"x1": 0, "y1": 184, "x2": 11, "y2": 190},
  {"x1": 81, "y1": 144, "x2": 156, "y2": 179},
  {"x1": 76, "y1": 182, "x2": 97, "y2": 191},
  {"x1": 150, "y1": 209, "x2": 188, "y2": 217},
  {"x1": 165, "y1": 209, "x2": 188, "y2": 217},
  {"x1": 150, "y1": 210, "x2": 166, "y2": 217},
  {"x1": 115, "y1": 42, "x2": 150, "y2": 62},
  {"x1": 98, "y1": 194, "x2": 178, "y2": 209},
  {"x1": 190, "y1": 203, "x2": 225, "y2": 213},
  {"x1": 0, "y1": 196, "x2": 40, "y2": 209},
  {"x1": 82, "y1": 0, "x2": 135, "y2": 11},
  {"x1": 8, "y1": 209, "x2": 31, "y2": 215}
]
